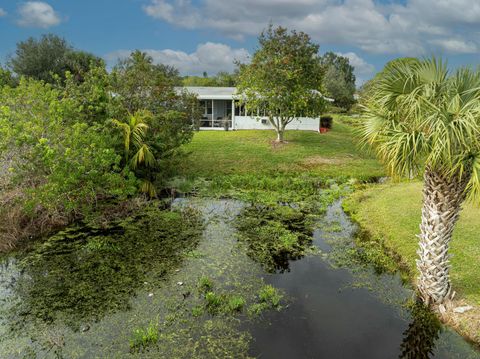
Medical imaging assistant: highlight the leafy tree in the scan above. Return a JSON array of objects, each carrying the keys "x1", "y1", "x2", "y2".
[
  {"x1": 361, "y1": 57, "x2": 480, "y2": 306},
  {"x1": 111, "y1": 51, "x2": 201, "y2": 186},
  {"x1": 236, "y1": 25, "x2": 325, "y2": 142},
  {"x1": 0, "y1": 78, "x2": 136, "y2": 217},
  {"x1": 8, "y1": 34, "x2": 102, "y2": 84},
  {"x1": 62, "y1": 65, "x2": 114, "y2": 125},
  {"x1": 320, "y1": 52, "x2": 356, "y2": 110}
]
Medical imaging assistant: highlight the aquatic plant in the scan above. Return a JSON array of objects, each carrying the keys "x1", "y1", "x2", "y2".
[
  {"x1": 129, "y1": 321, "x2": 159, "y2": 351},
  {"x1": 258, "y1": 285, "x2": 282, "y2": 308},
  {"x1": 205, "y1": 292, "x2": 224, "y2": 314},
  {"x1": 198, "y1": 276, "x2": 213, "y2": 293},
  {"x1": 226, "y1": 296, "x2": 246, "y2": 313}
]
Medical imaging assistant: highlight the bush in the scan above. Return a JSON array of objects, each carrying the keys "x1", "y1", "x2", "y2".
[{"x1": 320, "y1": 115, "x2": 333, "y2": 129}]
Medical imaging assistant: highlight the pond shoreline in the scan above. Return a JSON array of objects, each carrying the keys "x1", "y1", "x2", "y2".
[{"x1": 344, "y1": 184, "x2": 480, "y2": 350}]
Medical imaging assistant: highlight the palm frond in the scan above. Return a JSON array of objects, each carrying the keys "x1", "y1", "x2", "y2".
[{"x1": 361, "y1": 56, "x2": 480, "y2": 198}]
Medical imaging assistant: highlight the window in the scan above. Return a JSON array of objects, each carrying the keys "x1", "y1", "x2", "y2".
[{"x1": 207, "y1": 100, "x2": 213, "y2": 115}]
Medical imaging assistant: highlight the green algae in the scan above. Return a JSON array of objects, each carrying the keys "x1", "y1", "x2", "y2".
[
  {"x1": 0, "y1": 198, "x2": 284, "y2": 358},
  {"x1": 8, "y1": 204, "x2": 203, "y2": 330},
  {"x1": 235, "y1": 186, "x2": 347, "y2": 272}
]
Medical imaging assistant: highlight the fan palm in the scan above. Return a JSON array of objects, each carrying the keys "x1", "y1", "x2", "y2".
[{"x1": 361, "y1": 57, "x2": 480, "y2": 306}]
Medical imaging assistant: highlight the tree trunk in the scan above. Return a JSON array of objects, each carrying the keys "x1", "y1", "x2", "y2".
[
  {"x1": 275, "y1": 129, "x2": 284, "y2": 143},
  {"x1": 417, "y1": 168, "x2": 469, "y2": 306}
]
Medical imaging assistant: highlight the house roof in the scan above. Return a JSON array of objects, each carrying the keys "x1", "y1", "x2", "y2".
[
  {"x1": 176, "y1": 86, "x2": 237, "y2": 100},
  {"x1": 176, "y1": 86, "x2": 334, "y2": 102}
]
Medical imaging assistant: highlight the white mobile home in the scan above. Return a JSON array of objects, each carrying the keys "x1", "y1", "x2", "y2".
[{"x1": 179, "y1": 86, "x2": 329, "y2": 131}]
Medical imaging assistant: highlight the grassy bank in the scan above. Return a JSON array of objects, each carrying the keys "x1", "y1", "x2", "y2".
[
  {"x1": 177, "y1": 118, "x2": 384, "y2": 180},
  {"x1": 345, "y1": 181, "x2": 480, "y2": 343}
]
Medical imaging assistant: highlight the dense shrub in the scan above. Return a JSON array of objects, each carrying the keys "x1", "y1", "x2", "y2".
[{"x1": 320, "y1": 115, "x2": 333, "y2": 129}]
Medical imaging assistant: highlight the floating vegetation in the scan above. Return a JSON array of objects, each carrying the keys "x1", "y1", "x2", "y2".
[
  {"x1": 236, "y1": 186, "x2": 347, "y2": 272},
  {"x1": 8, "y1": 203, "x2": 203, "y2": 329}
]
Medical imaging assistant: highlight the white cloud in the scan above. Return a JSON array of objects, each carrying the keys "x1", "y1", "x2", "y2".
[
  {"x1": 142, "y1": 0, "x2": 480, "y2": 55},
  {"x1": 106, "y1": 42, "x2": 250, "y2": 75},
  {"x1": 17, "y1": 1, "x2": 61, "y2": 28},
  {"x1": 0, "y1": 8, "x2": 7, "y2": 17},
  {"x1": 429, "y1": 39, "x2": 478, "y2": 54}
]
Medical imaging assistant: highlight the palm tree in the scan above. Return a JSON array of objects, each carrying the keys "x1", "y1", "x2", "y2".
[
  {"x1": 112, "y1": 110, "x2": 157, "y2": 197},
  {"x1": 361, "y1": 57, "x2": 480, "y2": 307}
]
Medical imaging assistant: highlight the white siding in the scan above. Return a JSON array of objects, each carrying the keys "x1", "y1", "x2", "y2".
[{"x1": 233, "y1": 116, "x2": 319, "y2": 131}]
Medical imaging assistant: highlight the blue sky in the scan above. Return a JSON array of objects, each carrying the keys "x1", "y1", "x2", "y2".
[{"x1": 1, "y1": 0, "x2": 480, "y2": 84}]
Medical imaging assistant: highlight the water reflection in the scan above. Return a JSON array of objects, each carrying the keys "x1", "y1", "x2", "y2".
[{"x1": 399, "y1": 301, "x2": 441, "y2": 359}]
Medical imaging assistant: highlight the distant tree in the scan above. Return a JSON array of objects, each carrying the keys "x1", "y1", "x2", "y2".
[
  {"x1": 9, "y1": 34, "x2": 102, "y2": 84},
  {"x1": 0, "y1": 66, "x2": 17, "y2": 87},
  {"x1": 237, "y1": 25, "x2": 326, "y2": 142},
  {"x1": 182, "y1": 71, "x2": 238, "y2": 87},
  {"x1": 320, "y1": 52, "x2": 356, "y2": 110},
  {"x1": 215, "y1": 71, "x2": 237, "y2": 86}
]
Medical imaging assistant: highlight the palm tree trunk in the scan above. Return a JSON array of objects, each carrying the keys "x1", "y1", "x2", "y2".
[{"x1": 417, "y1": 168, "x2": 469, "y2": 306}]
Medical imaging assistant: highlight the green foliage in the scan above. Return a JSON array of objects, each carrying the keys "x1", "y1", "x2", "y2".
[
  {"x1": 236, "y1": 25, "x2": 326, "y2": 141},
  {"x1": 361, "y1": 56, "x2": 480, "y2": 200},
  {"x1": 0, "y1": 78, "x2": 136, "y2": 216},
  {"x1": 111, "y1": 50, "x2": 201, "y2": 183},
  {"x1": 320, "y1": 115, "x2": 333, "y2": 129},
  {"x1": 0, "y1": 66, "x2": 17, "y2": 87},
  {"x1": 130, "y1": 321, "x2": 159, "y2": 351},
  {"x1": 321, "y1": 52, "x2": 356, "y2": 110},
  {"x1": 9, "y1": 34, "x2": 102, "y2": 84}
]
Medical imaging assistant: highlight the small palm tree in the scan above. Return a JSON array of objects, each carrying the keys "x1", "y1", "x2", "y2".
[
  {"x1": 361, "y1": 57, "x2": 480, "y2": 307},
  {"x1": 112, "y1": 110, "x2": 157, "y2": 197}
]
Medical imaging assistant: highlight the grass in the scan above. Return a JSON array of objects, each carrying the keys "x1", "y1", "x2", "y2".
[
  {"x1": 345, "y1": 181, "x2": 480, "y2": 306},
  {"x1": 177, "y1": 117, "x2": 384, "y2": 180}
]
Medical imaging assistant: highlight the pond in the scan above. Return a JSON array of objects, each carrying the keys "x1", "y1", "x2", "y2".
[{"x1": 0, "y1": 197, "x2": 478, "y2": 358}]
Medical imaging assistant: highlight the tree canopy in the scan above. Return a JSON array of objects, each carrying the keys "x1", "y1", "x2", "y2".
[
  {"x1": 320, "y1": 52, "x2": 356, "y2": 110},
  {"x1": 236, "y1": 25, "x2": 326, "y2": 142},
  {"x1": 8, "y1": 34, "x2": 103, "y2": 84}
]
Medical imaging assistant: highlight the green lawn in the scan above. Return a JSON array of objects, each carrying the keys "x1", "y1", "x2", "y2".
[
  {"x1": 346, "y1": 181, "x2": 480, "y2": 306},
  {"x1": 177, "y1": 118, "x2": 384, "y2": 180}
]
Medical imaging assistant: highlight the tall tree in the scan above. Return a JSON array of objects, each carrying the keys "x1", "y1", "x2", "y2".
[
  {"x1": 361, "y1": 57, "x2": 480, "y2": 307},
  {"x1": 236, "y1": 25, "x2": 326, "y2": 142},
  {"x1": 111, "y1": 50, "x2": 201, "y2": 187},
  {"x1": 9, "y1": 34, "x2": 102, "y2": 84},
  {"x1": 320, "y1": 52, "x2": 356, "y2": 110}
]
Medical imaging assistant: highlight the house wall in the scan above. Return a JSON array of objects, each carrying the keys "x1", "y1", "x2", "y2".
[{"x1": 233, "y1": 116, "x2": 320, "y2": 131}]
